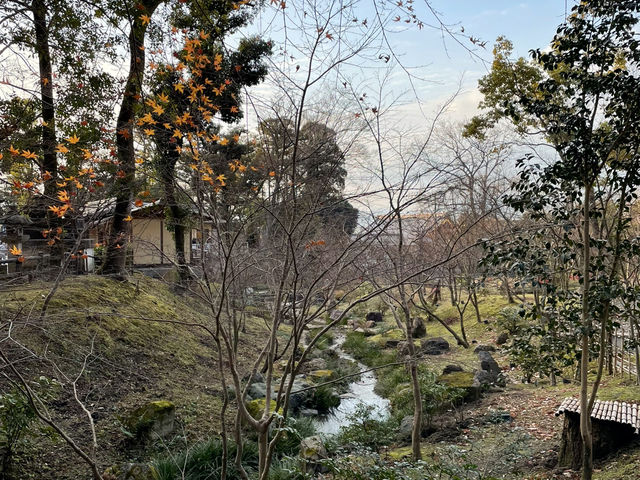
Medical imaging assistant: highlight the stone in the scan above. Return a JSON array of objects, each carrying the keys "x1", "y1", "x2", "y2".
[
  {"x1": 477, "y1": 351, "x2": 501, "y2": 376},
  {"x1": 421, "y1": 337, "x2": 450, "y2": 355},
  {"x1": 300, "y1": 435, "x2": 328, "y2": 474},
  {"x1": 411, "y1": 317, "x2": 426, "y2": 338},
  {"x1": 496, "y1": 332, "x2": 509, "y2": 345},
  {"x1": 474, "y1": 344, "x2": 496, "y2": 353},
  {"x1": 247, "y1": 382, "x2": 269, "y2": 400},
  {"x1": 365, "y1": 312, "x2": 383, "y2": 323},
  {"x1": 438, "y1": 371, "x2": 480, "y2": 402},
  {"x1": 306, "y1": 358, "x2": 328, "y2": 372},
  {"x1": 103, "y1": 463, "x2": 154, "y2": 480},
  {"x1": 299, "y1": 408, "x2": 319, "y2": 417},
  {"x1": 308, "y1": 370, "x2": 336, "y2": 382},
  {"x1": 397, "y1": 415, "x2": 415, "y2": 442},
  {"x1": 246, "y1": 398, "x2": 282, "y2": 419},
  {"x1": 442, "y1": 364, "x2": 463, "y2": 375},
  {"x1": 124, "y1": 401, "x2": 175, "y2": 441},
  {"x1": 242, "y1": 372, "x2": 265, "y2": 385},
  {"x1": 365, "y1": 320, "x2": 376, "y2": 329},
  {"x1": 473, "y1": 369, "x2": 496, "y2": 388}
]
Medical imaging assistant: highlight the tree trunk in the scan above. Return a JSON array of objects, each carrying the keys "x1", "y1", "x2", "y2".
[
  {"x1": 404, "y1": 309, "x2": 422, "y2": 461},
  {"x1": 32, "y1": 0, "x2": 57, "y2": 197},
  {"x1": 503, "y1": 275, "x2": 515, "y2": 304},
  {"x1": 580, "y1": 181, "x2": 593, "y2": 480},
  {"x1": 102, "y1": 1, "x2": 161, "y2": 275},
  {"x1": 471, "y1": 288, "x2": 481, "y2": 323}
]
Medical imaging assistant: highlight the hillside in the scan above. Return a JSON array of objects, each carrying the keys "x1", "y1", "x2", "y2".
[{"x1": 0, "y1": 274, "x2": 270, "y2": 479}]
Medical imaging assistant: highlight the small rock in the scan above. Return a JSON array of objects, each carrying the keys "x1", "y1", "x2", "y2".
[
  {"x1": 247, "y1": 382, "x2": 269, "y2": 400},
  {"x1": 365, "y1": 320, "x2": 376, "y2": 328},
  {"x1": 242, "y1": 372, "x2": 265, "y2": 385},
  {"x1": 386, "y1": 339, "x2": 401, "y2": 348},
  {"x1": 474, "y1": 344, "x2": 496, "y2": 353},
  {"x1": 442, "y1": 364, "x2": 463, "y2": 375},
  {"x1": 496, "y1": 332, "x2": 509, "y2": 345},
  {"x1": 397, "y1": 415, "x2": 415, "y2": 442},
  {"x1": 299, "y1": 408, "x2": 319, "y2": 417}
]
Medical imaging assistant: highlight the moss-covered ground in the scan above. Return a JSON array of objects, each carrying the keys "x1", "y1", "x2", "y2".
[{"x1": 0, "y1": 274, "x2": 275, "y2": 480}]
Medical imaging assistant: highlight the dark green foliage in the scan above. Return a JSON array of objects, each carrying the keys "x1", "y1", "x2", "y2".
[
  {"x1": 342, "y1": 332, "x2": 396, "y2": 368},
  {"x1": 389, "y1": 369, "x2": 465, "y2": 427},
  {"x1": 272, "y1": 416, "x2": 317, "y2": 456},
  {"x1": 311, "y1": 385, "x2": 340, "y2": 413},
  {"x1": 153, "y1": 437, "x2": 259, "y2": 480}
]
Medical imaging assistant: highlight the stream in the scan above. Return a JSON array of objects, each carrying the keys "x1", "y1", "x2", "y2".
[{"x1": 314, "y1": 333, "x2": 390, "y2": 435}]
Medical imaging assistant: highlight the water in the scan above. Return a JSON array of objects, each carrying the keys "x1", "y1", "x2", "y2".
[{"x1": 314, "y1": 334, "x2": 390, "y2": 435}]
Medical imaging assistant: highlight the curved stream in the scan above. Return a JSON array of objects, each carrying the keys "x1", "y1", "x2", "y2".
[{"x1": 314, "y1": 333, "x2": 390, "y2": 435}]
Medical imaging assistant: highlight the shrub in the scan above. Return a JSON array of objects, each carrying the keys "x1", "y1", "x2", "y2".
[
  {"x1": 334, "y1": 404, "x2": 397, "y2": 450},
  {"x1": 153, "y1": 437, "x2": 259, "y2": 480},
  {"x1": 273, "y1": 416, "x2": 317, "y2": 456},
  {"x1": 496, "y1": 306, "x2": 524, "y2": 335},
  {"x1": 389, "y1": 369, "x2": 465, "y2": 427}
]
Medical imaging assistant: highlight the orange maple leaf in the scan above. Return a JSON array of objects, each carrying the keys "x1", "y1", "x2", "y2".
[
  {"x1": 9, "y1": 245, "x2": 22, "y2": 256},
  {"x1": 66, "y1": 134, "x2": 80, "y2": 144}
]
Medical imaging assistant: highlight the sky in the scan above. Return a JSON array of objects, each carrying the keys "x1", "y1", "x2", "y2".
[{"x1": 381, "y1": 0, "x2": 572, "y2": 122}]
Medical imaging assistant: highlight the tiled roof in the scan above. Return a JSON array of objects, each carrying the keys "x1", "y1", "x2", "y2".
[{"x1": 555, "y1": 397, "x2": 640, "y2": 433}]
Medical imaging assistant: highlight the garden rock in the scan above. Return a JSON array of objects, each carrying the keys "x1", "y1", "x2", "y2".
[
  {"x1": 411, "y1": 317, "x2": 426, "y2": 338},
  {"x1": 365, "y1": 320, "x2": 376, "y2": 329},
  {"x1": 477, "y1": 351, "x2": 501, "y2": 376},
  {"x1": 421, "y1": 337, "x2": 450, "y2": 355},
  {"x1": 397, "y1": 415, "x2": 415, "y2": 442},
  {"x1": 474, "y1": 344, "x2": 496, "y2": 353},
  {"x1": 305, "y1": 357, "x2": 328, "y2": 372},
  {"x1": 365, "y1": 312, "x2": 383, "y2": 323},
  {"x1": 247, "y1": 382, "x2": 269, "y2": 400},
  {"x1": 442, "y1": 364, "x2": 463, "y2": 375},
  {"x1": 496, "y1": 332, "x2": 509, "y2": 345},
  {"x1": 124, "y1": 401, "x2": 175, "y2": 441},
  {"x1": 242, "y1": 372, "x2": 265, "y2": 385}
]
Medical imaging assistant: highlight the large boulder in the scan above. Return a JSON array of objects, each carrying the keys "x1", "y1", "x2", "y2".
[
  {"x1": 365, "y1": 312, "x2": 383, "y2": 323},
  {"x1": 123, "y1": 401, "x2": 175, "y2": 441},
  {"x1": 421, "y1": 337, "x2": 450, "y2": 355},
  {"x1": 477, "y1": 351, "x2": 501, "y2": 376},
  {"x1": 397, "y1": 415, "x2": 415, "y2": 442},
  {"x1": 411, "y1": 317, "x2": 426, "y2": 338},
  {"x1": 247, "y1": 382, "x2": 269, "y2": 400}
]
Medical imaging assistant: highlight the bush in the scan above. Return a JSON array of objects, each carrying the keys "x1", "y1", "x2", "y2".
[
  {"x1": 334, "y1": 404, "x2": 397, "y2": 450},
  {"x1": 496, "y1": 306, "x2": 524, "y2": 335},
  {"x1": 389, "y1": 369, "x2": 465, "y2": 427}
]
